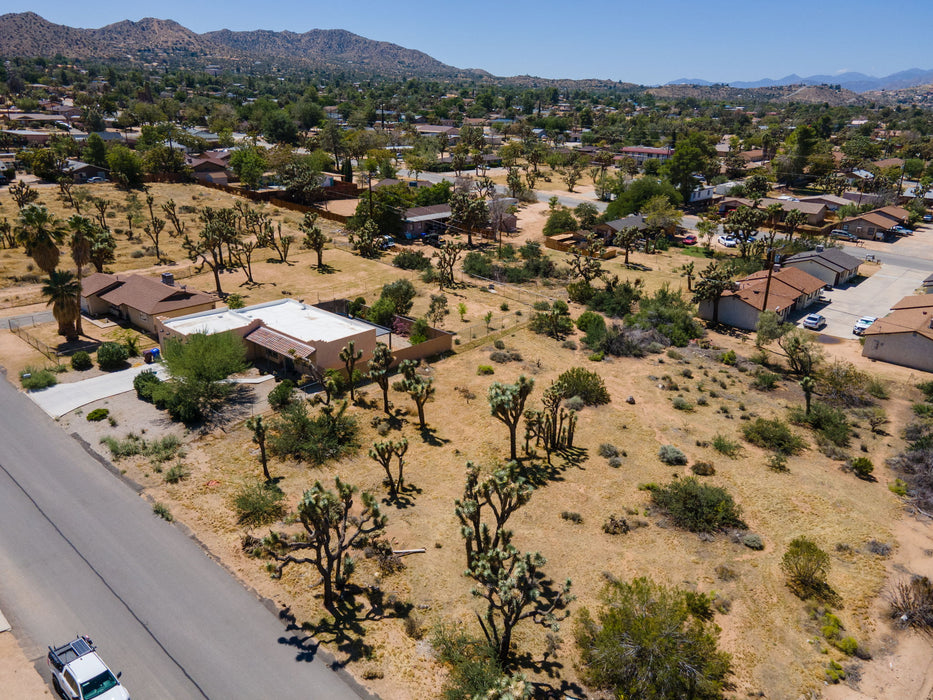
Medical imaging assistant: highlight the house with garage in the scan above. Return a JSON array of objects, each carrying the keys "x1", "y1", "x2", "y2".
[
  {"x1": 861, "y1": 296, "x2": 933, "y2": 373},
  {"x1": 718, "y1": 197, "x2": 827, "y2": 227},
  {"x1": 595, "y1": 214, "x2": 648, "y2": 243},
  {"x1": 81, "y1": 272, "x2": 216, "y2": 334},
  {"x1": 781, "y1": 247, "x2": 861, "y2": 287},
  {"x1": 158, "y1": 298, "x2": 452, "y2": 376},
  {"x1": 186, "y1": 155, "x2": 229, "y2": 184},
  {"x1": 63, "y1": 159, "x2": 109, "y2": 183},
  {"x1": 797, "y1": 194, "x2": 851, "y2": 212},
  {"x1": 697, "y1": 267, "x2": 825, "y2": 330},
  {"x1": 402, "y1": 204, "x2": 451, "y2": 237}
]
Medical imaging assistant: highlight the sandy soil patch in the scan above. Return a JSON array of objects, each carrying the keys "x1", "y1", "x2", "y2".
[{"x1": 0, "y1": 631, "x2": 52, "y2": 698}]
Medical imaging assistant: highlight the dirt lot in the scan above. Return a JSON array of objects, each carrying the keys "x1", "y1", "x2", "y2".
[{"x1": 3, "y1": 182, "x2": 933, "y2": 699}]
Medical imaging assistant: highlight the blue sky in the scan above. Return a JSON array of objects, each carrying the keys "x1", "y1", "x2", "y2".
[{"x1": 10, "y1": 1, "x2": 932, "y2": 85}]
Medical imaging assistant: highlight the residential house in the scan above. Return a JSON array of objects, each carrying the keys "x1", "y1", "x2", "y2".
[
  {"x1": 63, "y1": 159, "x2": 108, "y2": 183},
  {"x1": 836, "y1": 206, "x2": 909, "y2": 240},
  {"x1": 81, "y1": 273, "x2": 216, "y2": 334},
  {"x1": 595, "y1": 215, "x2": 647, "y2": 243},
  {"x1": 841, "y1": 191, "x2": 886, "y2": 207},
  {"x1": 402, "y1": 204, "x2": 451, "y2": 237},
  {"x1": 922, "y1": 272, "x2": 933, "y2": 294},
  {"x1": 615, "y1": 146, "x2": 674, "y2": 166},
  {"x1": 861, "y1": 295, "x2": 933, "y2": 373},
  {"x1": 797, "y1": 194, "x2": 851, "y2": 211},
  {"x1": 781, "y1": 247, "x2": 861, "y2": 287},
  {"x1": 186, "y1": 155, "x2": 229, "y2": 184},
  {"x1": 158, "y1": 298, "x2": 452, "y2": 376},
  {"x1": 718, "y1": 197, "x2": 826, "y2": 227},
  {"x1": 697, "y1": 267, "x2": 825, "y2": 330}
]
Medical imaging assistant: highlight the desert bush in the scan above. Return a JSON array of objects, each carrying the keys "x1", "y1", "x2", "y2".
[
  {"x1": 561, "y1": 511, "x2": 583, "y2": 524},
  {"x1": 97, "y1": 342, "x2": 129, "y2": 370},
  {"x1": 781, "y1": 536, "x2": 836, "y2": 602},
  {"x1": 691, "y1": 461, "x2": 715, "y2": 476},
  {"x1": 716, "y1": 564, "x2": 738, "y2": 581},
  {"x1": 867, "y1": 540, "x2": 891, "y2": 556},
  {"x1": 575, "y1": 576, "x2": 733, "y2": 699},
  {"x1": 658, "y1": 444, "x2": 688, "y2": 465},
  {"x1": 164, "y1": 463, "x2": 189, "y2": 484},
  {"x1": 819, "y1": 361, "x2": 875, "y2": 407},
  {"x1": 607, "y1": 456, "x2": 623, "y2": 468},
  {"x1": 562, "y1": 339, "x2": 577, "y2": 350},
  {"x1": 268, "y1": 401, "x2": 359, "y2": 465},
  {"x1": 743, "y1": 533, "x2": 764, "y2": 550},
  {"x1": 598, "y1": 443, "x2": 619, "y2": 459},
  {"x1": 133, "y1": 370, "x2": 162, "y2": 400},
  {"x1": 752, "y1": 371, "x2": 779, "y2": 391},
  {"x1": 493, "y1": 339, "x2": 505, "y2": 350},
  {"x1": 477, "y1": 365, "x2": 494, "y2": 375},
  {"x1": 889, "y1": 575, "x2": 933, "y2": 630},
  {"x1": 849, "y1": 456, "x2": 874, "y2": 480},
  {"x1": 267, "y1": 379, "x2": 295, "y2": 410},
  {"x1": 913, "y1": 403, "x2": 933, "y2": 418},
  {"x1": 719, "y1": 350, "x2": 737, "y2": 365},
  {"x1": 651, "y1": 478, "x2": 743, "y2": 533},
  {"x1": 232, "y1": 480, "x2": 287, "y2": 527},
  {"x1": 70, "y1": 351, "x2": 93, "y2": 371},
  {"x1": 742, "y1": 418, "x2": 806, "y2": 455},
  {"x1": 152, "y1": 502, "x2": 173, "y2": 521},
  {"x1": 432, "y1": 626, "x2": 504, "y2": 700},
  {"x1": 86, "y1": 408, "x2": 109, "y2": 422},
  {"x1": 556, "y1": 367, "x2": 610, "y2": 405},
  {"x1": 393, "y1": 249, "x2": 433, "y2": 271},
  {"x1": 790, "y1": 402, "x2": 850, "y2": 447},
  {"x1": 712, "y1": 434, "x2": 742, "y2": 458},
  {"x1": 603, "y1": 514, "x2": 646, "y2": 535},
  {"x1": 20, "y1": 366, "x2": 57, "y2": 390},
  {"x1": 565, "y1": 395, "x2": 585, "y2": 411},
  {"x1": 767, "y1": 454, "x2": 789, "y2": 472},
  {"x1": 672, "y1": 396, "x2": 692, "y2": 411}
]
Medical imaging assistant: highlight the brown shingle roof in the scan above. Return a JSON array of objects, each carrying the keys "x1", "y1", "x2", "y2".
[
  {"x1": 742, "y1": 267, "x2": 826, "y2": 296},
  {"x1": 244, "y1": 326, "x2": 315, "y2": 359},
  {"x1": 863, "y1": 307, "x2": 933, "y2": 341},
  {"x1": 891, "y1": 295, "x2": 933, "y2": 311},
  {"x1": 86, "y1": 274, "x2": 214, "y2": 315},
  {"x1": 81, "y1": 272, "x2": 122, "y2": 297}
]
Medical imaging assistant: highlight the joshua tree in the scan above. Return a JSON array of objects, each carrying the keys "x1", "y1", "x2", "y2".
[
  {"x1": 367, "y1": 342, "x2": 394, "y2": 414},
  {"x1": 246, "y1": 415, "x2": 272, "y2": 482},
  {"x1": 339, "y1": 341, "x2": 363, "y2": 403},
  {"x1": 369, "y1": 438, "x2": 409, "y2": 502},
  {"x1": 488, "y1": 376, "x2": 535, "y2": 461}
]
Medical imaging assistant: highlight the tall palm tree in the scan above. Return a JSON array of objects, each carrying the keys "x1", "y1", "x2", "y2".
[
  {"x1": 42, "y1": 270, "x2": 82, "y2": 341},
  {"x1": 15, "y1": 204, "x2": 66, "y2": 274},
  {"x1": 68, "y1": 215, "x2": 93, "y2": 337}
]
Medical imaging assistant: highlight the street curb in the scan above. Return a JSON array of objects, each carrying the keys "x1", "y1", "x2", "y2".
[{"x1": 69, "y1": 432, "x2": 378, "y2": 700}]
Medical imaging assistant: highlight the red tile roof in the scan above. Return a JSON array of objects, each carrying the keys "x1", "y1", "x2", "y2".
[{"x1": 244, "y1": 326, "x2": 315, "y2": 359}]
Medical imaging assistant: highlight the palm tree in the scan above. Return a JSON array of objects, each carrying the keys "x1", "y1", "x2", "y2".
[
  {"x1": 42, "y1": 270, "x2": 82, "y2": 341},
  {"x1": 15, "y1": 204, "x2": 66, "y2": 274},
  {"x1": 68, "y1": 215, "x2": 93, "y2": 337}
]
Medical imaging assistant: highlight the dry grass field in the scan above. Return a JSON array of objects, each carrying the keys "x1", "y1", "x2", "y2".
[{"x1": 2, "y1": 182, "x2": 932, "y2": 699}]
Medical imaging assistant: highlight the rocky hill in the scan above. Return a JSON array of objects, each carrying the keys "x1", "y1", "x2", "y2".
[
  {"x1": 648, "y1": 82, "x2": 865, "y2": 106},
  {"x1": 0, "y1": 12, "x2": 478, "y2": 78}
]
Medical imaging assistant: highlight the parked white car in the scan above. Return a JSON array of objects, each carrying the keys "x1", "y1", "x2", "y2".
[
  {"x1": 717, "y1": 235, "x2": 737, "y2": 248},
  {"x1": 802, "y1": 314, "x2": 826, "y2": 330},
  {"x1": 853, "y1": 316, "x2": 878, "y2": 335}
]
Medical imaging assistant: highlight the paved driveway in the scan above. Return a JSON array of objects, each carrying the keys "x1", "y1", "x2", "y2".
[{"x1": 27, "y1": 363, "x2": 169, "y2": 417}]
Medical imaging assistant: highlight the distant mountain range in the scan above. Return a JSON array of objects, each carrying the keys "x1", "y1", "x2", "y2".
[
  {"x1": 0, "y1": 12, "x2": 489, "y2": 79},
  {"x1": 667, "y1": 69, "x2": 933, "y2": 94}
]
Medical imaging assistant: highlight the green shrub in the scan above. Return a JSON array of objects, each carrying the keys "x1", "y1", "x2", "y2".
[
  {"x1": 752, "y1": 371, "x2": 779, "y2": 390},
  {"x1": 477, "y1": 365, "x2": 494, "y2": 375},
  {"x1": 367, "y1": 297, "x2": 396, "y2": 327},
  {"x1": 20, "y1": 366, "x2": 57, "y2": 390},
  {"x1": 743, "y1": 533, "x2": 764, "y2": 550},
  {"x1": 781, "y1": 536, "x2": 835, "y2": 602},
  {"x1": 86, "y1": 408, "x2": 109, "y2": 422},
  {"x1": 97, "y1": 342, "x2": 129, "y2": 370},
  {"x1": 836, "y1": 636, "x2": 859, "y2": 656},
  {"x1": 658, "y1": 444, "x2": 688, "y2": 465},
  {"x1": 598, "y1": 443, "x2": 619, "y2": 458},
  {"x1": 712, "y1": 434, "x2": 742, "y2": 458},
  {"x1": 672, "y1": 396, "x2": 693, "y2": 411},
  {"x1": 565, "y1": 396, "x2": 585, "y2": 411},
  {"x1": 918, "y1": 380, "x2": 933, "y2": 402},
  {"x1": 742, "y1": 418, "x2": 806, "y2": 455},
  {"x1": 719, "y1": 350, "x2": 737, "y2": 365},
  {"x1": 133, "y1": 370, "x2": 162, "y2": 400},
  {"x1": 268, "y1": 401, "x2": 359, "y2": 465},
  {"x1": 152, "y1": 502, "x2": 173, "y2": 521},
  {"x1": 232, "y1": 480, "x2": 287, "y2": 527},
  {"x1": 393, "y1": 249, "x2": 433, "y2": 271},
  {"x1": 409, "y1": 317, "x2": 430, "y2": 344},
  {"x1": 561, "y1": 511, "x2": 583, "y2": 524},
  {"x1": 849, "y1": 456, "x2": 874, "y2": 480},
  {"x1": 70, "y1": 351, "x2": 93, "y2": 371},
  {"x1": 651, "y1": 477, "x2": 744, "y2": 532},
  {"x1": 100, "y1": 434, "x2": 145, "y2": 459},
  {"x1": 226, "y1": 293, "x2": 245, "y2": 309},
  {"x1": 556, "y1": 367, "x2": 610, "y2": 405},
  {"x1": 889, "y1": 478, "x2": 908, "y2": 496},
  {"x1": 164, "y1": 463, "x2": 189, "y2": 484},
  {"x1": 691, "y1": 461, "x2": 715, "y2": 476},
  {"x1": 432, "y1": 626, "x2": 503, "y2": 700},
  {"x1": 588, "y1": 351, "x2": 604, "y2": 362},
  {"x1": 267, "y1": 379, "x2": 295, "y2": 410},
  {"x1": 913, "y1": 402, "x2": 933, "y2": 418},
  {"x1": 767, "y1": 454, "x2": 789, "y2": 472},
  {"x1": 790, "y1": 402, "x2": 850, "y2": 447}
]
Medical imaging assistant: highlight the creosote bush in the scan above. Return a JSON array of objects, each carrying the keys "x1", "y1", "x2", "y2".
[
  {"x1": 742, "y1": 418, "x2": 806, "y2": 455},
  {"x1": 712, "y1": 434, "x2": 742, "y2": 458},
  {"x1": 232, "y1": 480, "x2": 287, "y2": 527},
  {"x1": 556, "y1": 367, "x2": 610, "y2": 405},
  {"x1": 651, "y1": 477, "x2": 744, "y2": 533},
  {"x1": 781, "y1": 536, "x2": 838, "y2": 603},
  {"x1": 658, "y1": 444, "x2": 687, "y2": 466}
]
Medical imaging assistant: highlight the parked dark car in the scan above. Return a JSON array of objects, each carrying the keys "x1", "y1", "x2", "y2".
[{"x1": 423, "y1": 233, "x2": 443, "y2": 247}]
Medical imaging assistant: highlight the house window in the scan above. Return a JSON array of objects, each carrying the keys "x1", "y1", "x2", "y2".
[
  {"x1": 841, "y1": 224, "x2": 849, "y2": 231},
  {"x1": 868, "y1": 227, "x2": 874, "y2": 236}
]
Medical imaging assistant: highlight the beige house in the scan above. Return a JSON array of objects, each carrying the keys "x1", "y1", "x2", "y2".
[
  {"x1": 718, "y1": 197, "x2": 827, "y2": 227},
  {"x1": 698, "y1": 267, "x2": 825, "y2": 330},
  {"x1": 81, "y1": 273, "x2": 216, "y2": 333},
  {"x1": 782, "y1": 248, "x2": 861, "y2": 287},
  {"x1": 158, "y1": 298, "x2": 452, "y2": 376},
  {"x1": 862, "y1": 296, "x2": 933, "y2": 373}
]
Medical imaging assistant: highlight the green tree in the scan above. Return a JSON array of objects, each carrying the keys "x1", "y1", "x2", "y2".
[
  {"x1": 367, "y1": 342, "x2": 394, "y2": 414},
  {"x1": 781, "y1": 536, "x2": 834, "y2": 601},
  {"x1": 368, "y1": 438, "x2": 409, "y2": 502},
  {"x1": 800, "y1": 376, "x2": 816, "y2": 416},
  {"x1": 783, "y1": 209, "x2": 807, "y2": 246},
  {"x1": 246, "y1": 415, "x2": 272, "y2": 482},
  {"x1": 339, "y1": 340, "x2": 363, "y2": 403},
  {"x1": 106, "y1": 144, "x2": 144, "y2": 189},
  {"x1": 393, "y1": 359, "x2": 435, "y2": 430},
  {"x1": 82, "y1": 133, "x2": 108, "y2": 167},
  {"x1": 575, "y1": 577, "x2": 733, "y2": 699},
  {"x1": 42, "y1": 269, "x2": 81, "y2": 341},
  {"x1": 379, "y1": 278, "x2": 417, "y2": 316},
  {"x1": 67, "y1": 214, "x2": 93, "y2": 337},
  {"x1": 663, "y1": 131, "x2": 715, "y2": 202},
  {"x1": 723, "y1": 206, "x2": 765, "y2": 258},
  {"x1": 259, "y1": 478, "x2": 386, "y2": 614},
  {"x1": 299, "y1": 211, "x2": 328, "y2": 269},
  {"x1": 488, "y1": 376, "x2": 535, "y2": 461},
  {"x1": 230, "y1": 146, "x2": 267, "y2": 190},
  {"x1": 692, "y1": 261, "x2": 734, "y2": 324},
  {"x1": 16, "y1": 204, "x2": 66, "y2": 274},
  {"x1": 162, "y1": 331, "x2": 248, "y2": 422},
  {"x1": 87, "y1": 226, "x2": 117, "y2": 273},
  {"x1": 542, "y1": 207, "x2": 578, "y2": 236}
]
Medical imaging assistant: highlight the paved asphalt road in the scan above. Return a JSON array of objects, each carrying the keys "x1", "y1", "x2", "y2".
[{"x1": 0, "y1": 378, "x2": 368, "y2": 700}]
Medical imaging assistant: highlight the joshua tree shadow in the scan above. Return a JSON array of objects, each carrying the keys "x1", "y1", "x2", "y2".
[
  {"x1": 419, "y1": 425, "x2": 450, "y2": 446},
  {"x1": 314, "y1": 263, "x2": 338, "y2": 274}
]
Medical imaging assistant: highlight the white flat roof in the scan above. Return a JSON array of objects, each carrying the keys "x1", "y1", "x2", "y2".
[{"x1": 163, "y1": 299, "x2": 376, "y2": 344}]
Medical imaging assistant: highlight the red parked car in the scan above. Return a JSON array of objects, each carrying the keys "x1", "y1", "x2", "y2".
[{"x1": 681, "y1": 234, "x2": 698, "y2": 245}]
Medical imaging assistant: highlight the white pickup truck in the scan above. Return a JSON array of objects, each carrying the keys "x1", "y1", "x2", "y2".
[{"x1": 47, "y1": 636, "x2": 130, "y2": 700}]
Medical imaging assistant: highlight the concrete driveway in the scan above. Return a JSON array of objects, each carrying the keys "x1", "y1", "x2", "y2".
[{"x1": 27, "y1": 363, "x2": 169, "y2": 417}]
